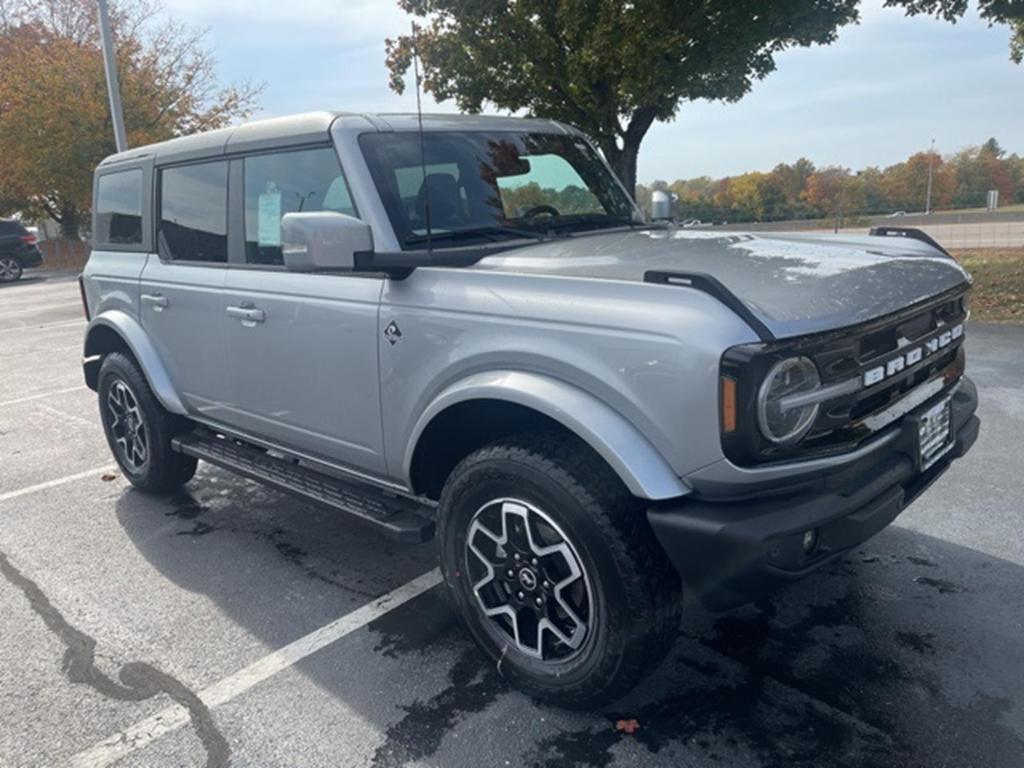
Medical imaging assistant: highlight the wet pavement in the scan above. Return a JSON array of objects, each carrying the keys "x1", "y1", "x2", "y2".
[{"x1": 1, "y1": 273, "x2": 1022, "y2": 767}]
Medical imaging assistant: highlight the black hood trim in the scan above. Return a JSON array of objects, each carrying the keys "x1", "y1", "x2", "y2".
[{"x1": 645, "y1": 270, "x2": 776, "y2": 342}]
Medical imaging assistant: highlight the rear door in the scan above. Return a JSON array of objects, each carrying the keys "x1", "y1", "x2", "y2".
[
  {"x1": 140, "y1": 160, "x2": 232, "y2": 420},
  {"x1": 222, "y1": 145, "x2": 387, "y2": 476}
]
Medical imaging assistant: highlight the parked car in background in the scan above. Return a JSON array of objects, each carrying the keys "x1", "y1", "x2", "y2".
[
  {"x1": 888, "y1": 210, "x2": 907, "y2": 217},
  {"x1": 80, "y1": 111, "x2": 979, "y2": 708},
  {"x1": 0, "y1": 219, "x2": 43, "y2": 283}
]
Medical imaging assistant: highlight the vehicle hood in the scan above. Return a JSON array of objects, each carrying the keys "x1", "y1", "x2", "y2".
[{"x1": 471, "y1": 229, "x2": 971, "y2": 338}]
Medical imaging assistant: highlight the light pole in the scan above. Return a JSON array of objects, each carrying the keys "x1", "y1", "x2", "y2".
[
  {"x1": 97, "y1": 0, "x2": 128, "y2": 152},
  {"x1": 925, "y1": 138, "x2": 935, "y2": 215}
]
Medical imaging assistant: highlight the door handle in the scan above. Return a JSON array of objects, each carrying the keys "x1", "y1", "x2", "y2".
[
  {"x1": 226, "y1": 305, "x2": 266, "y2": 324},
  {"x1": 141, "y1": 293, "x2": 169, "y2": 310}
]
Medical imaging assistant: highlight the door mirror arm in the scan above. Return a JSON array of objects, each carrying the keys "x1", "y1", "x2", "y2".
[{"x1": 354, "y1": 245, "x2": 510, "y2": 280}]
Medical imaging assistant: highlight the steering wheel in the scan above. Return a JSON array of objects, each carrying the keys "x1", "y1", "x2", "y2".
[{"x1": 522, "y1": 204, "x2": 561, "y2": 219}]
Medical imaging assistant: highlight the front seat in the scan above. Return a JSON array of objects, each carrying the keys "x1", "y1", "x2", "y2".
[{"x1": 416, "y1": 173, "x2": 465, "y2": 229}]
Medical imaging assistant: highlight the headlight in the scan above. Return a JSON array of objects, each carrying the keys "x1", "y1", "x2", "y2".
[{"x1": 757, "y1": 356, "x2": 821, "y2": 445}]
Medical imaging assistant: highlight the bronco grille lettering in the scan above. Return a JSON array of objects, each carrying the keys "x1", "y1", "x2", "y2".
[{"x1": 863, "y1": 323, "x2": 963, "y2": 387}]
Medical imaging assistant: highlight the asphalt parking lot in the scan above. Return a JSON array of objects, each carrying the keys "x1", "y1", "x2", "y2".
[{"x1": 1, "y1": 272, "x2": 1023, "y2": 768}]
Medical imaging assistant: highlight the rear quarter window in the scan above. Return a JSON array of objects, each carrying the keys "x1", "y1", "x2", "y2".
[{"x1": 95, "y1": 170, "x2": 144, "y2": 247}]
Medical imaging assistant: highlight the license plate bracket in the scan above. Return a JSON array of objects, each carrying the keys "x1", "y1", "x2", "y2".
[{"x1": 911, "y1": 395, "x2": 954, "y2": 471}]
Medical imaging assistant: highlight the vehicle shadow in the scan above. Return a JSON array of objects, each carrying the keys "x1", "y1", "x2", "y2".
[{"x1": 115, "y1": 475, "x2": 1024, "y2": 768}]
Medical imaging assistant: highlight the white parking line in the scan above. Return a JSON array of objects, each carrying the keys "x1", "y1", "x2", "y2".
[
  {"x1": 0, "y1": 386, "x2": 87, "y2": 408},
  {"x1": 0, "y1": 300, "x2": 83, "y2": 318},
  {"x1": 68, "y1": 567, "x2": 443, "y2": 768},
  {"x1": 19, "y1": 318, "x2": 86, "y2": 332},
  {"x1": 35, "y1": 401, "x2": 97, "y2": 428},
  {"x1": 0, "y1": 465, "x2": 117, "y2": 505}
]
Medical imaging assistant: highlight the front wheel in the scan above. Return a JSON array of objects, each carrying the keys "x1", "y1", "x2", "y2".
[
  {"x1": 0, "y1": 256, "x2": 23, "y2": 283},
  {"x1": 97, "y1": 352, "x2": 197, "y2": 493},
  {"x1": 438, "y1": 432, "x2": 682, "y2": 708}
]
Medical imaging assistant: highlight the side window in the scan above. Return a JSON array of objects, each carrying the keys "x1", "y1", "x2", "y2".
[
  {"x1": 159, "y1": 162, "x2": 228, "y2": 263},
  {"x1": 243, "y1": 147, "x2": 356, "y2": 266},
  {"x1": 95, "y1": 170, "x2": 143, "y2": 246}
]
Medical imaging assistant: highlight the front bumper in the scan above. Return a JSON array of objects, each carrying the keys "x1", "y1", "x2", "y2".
[{"x1": 648, "y1": 376, "x2": 980, "y2": 611}]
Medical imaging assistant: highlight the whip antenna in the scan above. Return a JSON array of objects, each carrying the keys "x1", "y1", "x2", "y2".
[{"x1": 411, "y1": 22, "x2": 432, "y2": 254}]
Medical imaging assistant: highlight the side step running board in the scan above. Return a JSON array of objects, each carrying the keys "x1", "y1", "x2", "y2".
[{"x1": 172, "y1": 431, "x2": 435, "y2": 543}]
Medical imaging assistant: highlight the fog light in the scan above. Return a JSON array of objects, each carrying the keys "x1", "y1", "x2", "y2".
[{"x1": 802, "y1": 529, "x2": 819, "y2": 554}]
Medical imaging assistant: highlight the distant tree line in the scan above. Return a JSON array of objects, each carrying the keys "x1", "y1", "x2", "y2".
[{"x1": 636, "y1": 138, "x2": 1024, "y2": 225}]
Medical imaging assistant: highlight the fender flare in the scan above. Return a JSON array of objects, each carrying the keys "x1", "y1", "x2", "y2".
[
  {"x1": 83, "y1": 311, "x2": 187, "y2": 415},
  {"x1": 405, "y1": 370, "x2": 689, "y2": 501}
]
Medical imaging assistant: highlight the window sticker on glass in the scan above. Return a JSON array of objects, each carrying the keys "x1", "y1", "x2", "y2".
[{"x1": 258, "y1": 183, "x2": 282, "y2": 246}]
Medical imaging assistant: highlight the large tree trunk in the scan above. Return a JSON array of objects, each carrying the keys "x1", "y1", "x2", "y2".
[
  {"x1": 602, "y1": 140, "x2": 641, "y2": 200},
  {"x1": 598, "y1": 108, "x2": 657, "y2": 201},
  {"x1": 58, "y1": 201, "x2": 80, "y2": 240}
]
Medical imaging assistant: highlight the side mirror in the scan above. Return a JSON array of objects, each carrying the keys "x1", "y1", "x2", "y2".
[{"x1": 281, "y1": 212, "x2": 372, "y2": 272}]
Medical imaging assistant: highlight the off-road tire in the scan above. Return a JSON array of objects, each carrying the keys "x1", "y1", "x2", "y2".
[
  {"x1": 97, "y1": 352, "x2": 197, "y2": 493},
  {"x1": 438, "y1": 431, "x2": 682, "y2": 708}
]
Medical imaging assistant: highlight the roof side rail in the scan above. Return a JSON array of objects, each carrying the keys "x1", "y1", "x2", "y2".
[
  {"x1": 868, "y1": 226, "x2": 953, "y2": 259},
  {"x1": 644, "y1": 270, "x2": 775, "y2": 342}
]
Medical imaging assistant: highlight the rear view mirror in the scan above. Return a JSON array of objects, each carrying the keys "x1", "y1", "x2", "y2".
[
  {"x1": 497, "y1": 157, "x2": 531, "y2": 177},
  {"x1": 281, "y1": 212, "x2": 372, "y2": 272}
]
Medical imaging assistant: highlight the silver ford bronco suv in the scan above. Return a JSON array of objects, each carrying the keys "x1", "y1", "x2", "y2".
[{"x1": 81, "y1": 112, "x2": 979, "y2": 707}]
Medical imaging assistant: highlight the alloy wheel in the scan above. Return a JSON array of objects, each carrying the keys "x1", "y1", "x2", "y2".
[
  {"x1": 0, "y1": 257, "x2": 21, "y2": 282},
  {"x1": 106, "y1": 379, "x2": 149, "y2": 471},
  {"x1": 465, "y1": 498, "x2": 593, "y2": 661}
]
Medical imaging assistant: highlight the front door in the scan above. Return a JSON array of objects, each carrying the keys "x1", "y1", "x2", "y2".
[
  {"x1": 141, "y1": 160, "x2": 231, "y2": 420},
  {"x1": 223, "y1": 270, "x2": 385, "y2": 475},
  {"x1": 221, "y1": 146, "x2": 387, "y2": 477}
]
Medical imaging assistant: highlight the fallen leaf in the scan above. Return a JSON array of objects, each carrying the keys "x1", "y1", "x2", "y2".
[
  {"x1": 101, "y1": 473, "x2": 117, "y2": 482},
  {"x1": 615, "y1": 719, "x2": 640, "y2": 735}
]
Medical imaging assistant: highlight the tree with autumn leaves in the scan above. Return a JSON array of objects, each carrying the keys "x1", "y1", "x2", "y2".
[
  {"x1": 0, "y1": 0, "x2": 259, "y2": 238},
  {"x1": 386, "y1": 0, "x2": 1023, "y2": 196}
]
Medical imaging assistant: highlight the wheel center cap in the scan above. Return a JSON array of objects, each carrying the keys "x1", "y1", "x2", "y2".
[{"x1": 518, "y1": 568, "x2": 538, "y2": 592}]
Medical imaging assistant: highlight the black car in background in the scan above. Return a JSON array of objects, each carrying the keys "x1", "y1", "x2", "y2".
[{"x1": 0, "y1": 219, "x2": 43, "y2": 283}]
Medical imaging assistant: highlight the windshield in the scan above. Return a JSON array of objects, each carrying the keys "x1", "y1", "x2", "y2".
[{"x1": 359, "y1": 131, "x2": 639, "y2": 250}]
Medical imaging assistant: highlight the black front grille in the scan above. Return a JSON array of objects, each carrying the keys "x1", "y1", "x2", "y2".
[
  {"x1": 807, "y1": 293, "x2": 967, "y2": 438},
  {"x1": 720, "y1": 286, "x2": 970, "y2": 467},
  {"x1": 854, "y1": 295, "x2": 965, "y2": 365}
]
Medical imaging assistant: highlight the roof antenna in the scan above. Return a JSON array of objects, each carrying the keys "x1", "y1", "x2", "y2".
[{"x1": 411, "y1": 22, "x2": 432, "y2": 255}]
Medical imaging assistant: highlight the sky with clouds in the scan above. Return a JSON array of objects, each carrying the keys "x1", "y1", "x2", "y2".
[{"x1": 160, "y1": 0, "x2": 1023, "y2": 183}]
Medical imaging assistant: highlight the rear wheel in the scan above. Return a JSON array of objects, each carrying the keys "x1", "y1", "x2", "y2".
[
  {"x1": 0, "y1": 256, "x2": 23, "y2": 283},
  {"x1": 97, "y1": 352, "x2": 197, "y2": 493},
  {"x1": 438, "y1": 432, "x2": 682, "y2": 708}
]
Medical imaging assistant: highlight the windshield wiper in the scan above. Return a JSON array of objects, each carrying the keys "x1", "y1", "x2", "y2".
[
  {"x1": 535, "y1": 214, "x2": 649, "y2": 235},
  {"x1": 404, "y1": 225, "x2": 545, "y2": 246}
]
